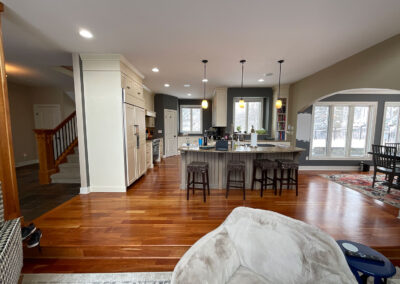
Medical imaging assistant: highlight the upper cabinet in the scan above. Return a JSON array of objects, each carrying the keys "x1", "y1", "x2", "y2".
[
  {"x1": 212, "y1": 87, "x2": 227, "y2": 127},
  {"x1": 121, "y1": 62, "x2": 145, "y2": 109}
]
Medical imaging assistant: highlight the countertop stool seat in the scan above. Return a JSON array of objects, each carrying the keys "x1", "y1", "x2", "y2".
[
  {"x1": 226, "y1": 160, "x2": 246, "y2": 200},
  {"x1": 251, "y1": 159, "x2": 278, "y2": 197},
  {"x1": 276, "y1": 159, "x2": 299, "y2": 196},
  {"x1": 187, "y1": 161, "x2": 210, "y2": 202}
]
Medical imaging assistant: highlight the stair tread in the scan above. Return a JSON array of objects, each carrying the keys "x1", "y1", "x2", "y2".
[
  {"x1": 51, "y1": 172, "x2": 80, "y2": 179},
  {"x1": 59, "y1": 162, "x2": 80, "y2": 168}
]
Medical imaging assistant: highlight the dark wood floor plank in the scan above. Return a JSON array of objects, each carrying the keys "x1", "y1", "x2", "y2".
[{"x1": 22, "y1": 156, "x2": 400, "y2": 273}]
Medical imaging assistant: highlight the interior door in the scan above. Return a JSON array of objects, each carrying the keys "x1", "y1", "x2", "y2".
[
  {"x1": 135, "y1": 107, "x2": 146, "y2": 176},
  {"x1": 33, "y1": 104, "x2": 61, "y2": 129},
  {"x1": 125, "y1": 104, "x2": 137, "y2": 185},
  {"x1": 164, "y1": 109, "x2": 178, "y2": 157}
]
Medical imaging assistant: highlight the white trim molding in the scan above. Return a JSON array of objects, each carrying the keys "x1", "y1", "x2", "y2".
[
  {"x1": 80, "y1": 187, "x2": 90, "y2": 194},
  {"x1": 89, "y1": 186, "x2": 126, "y2": 192}
]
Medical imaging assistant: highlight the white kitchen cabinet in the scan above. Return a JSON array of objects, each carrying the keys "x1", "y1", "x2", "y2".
[
  {"x1": 146, "y1": 141, "x2": 153, "y2": 169},
  {"x1": 212, "y1": 87, "x2": 227, "y2": 127}
]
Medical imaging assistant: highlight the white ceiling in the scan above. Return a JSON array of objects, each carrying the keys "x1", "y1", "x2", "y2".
[{"x1": 2, "y1": 0, "x2": 400, "y2": 98}]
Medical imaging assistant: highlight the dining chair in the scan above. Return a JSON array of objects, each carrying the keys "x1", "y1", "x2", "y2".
[{"x1": 372, "y1": 145, "x2": 400, "y2": 193}]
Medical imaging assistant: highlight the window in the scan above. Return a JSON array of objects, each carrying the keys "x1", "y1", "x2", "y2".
[
  {"x1": 233, "y1": 98, "x2": 263, "y2": 132},
  {"x1": 310, "y1": 102, "x2": 376, "y2": 159},
  {"x1": 382, "y1": 102, "x2": 400, "y2": 144},
  {"x1": 180, "y1": 105, "x2": 202, "y2": 134}
]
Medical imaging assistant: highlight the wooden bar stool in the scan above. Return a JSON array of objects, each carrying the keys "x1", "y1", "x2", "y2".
[
  {"x1": 251, "y1": 159, "x2": 278, "y2": 197},
  {"x1": 187, "y1": 161, "x2": 210, "y2": 202},
  {"x1": 226, "y1": 160, "x2": 246, "y2": 200},
  {"x1": 276, "y1": 159, "x2": 299, "y2": 196}
]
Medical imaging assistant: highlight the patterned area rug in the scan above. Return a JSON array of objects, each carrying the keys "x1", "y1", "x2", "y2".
[
  {"x1": 320, "y1": 174, "x2": 400, "y2": 208},
  {"x1": 21, "y1": 271, "x2": 172, "y2": 284}
]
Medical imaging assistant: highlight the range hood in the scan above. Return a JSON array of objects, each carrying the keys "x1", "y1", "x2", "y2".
[{"x1": 145, "y1": 110, "x2": 156, "y2": 117}]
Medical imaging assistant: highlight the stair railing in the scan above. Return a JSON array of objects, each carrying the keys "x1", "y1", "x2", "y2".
[{"x1": 34, "y1": 111, "x2": 78, "y2": 184}]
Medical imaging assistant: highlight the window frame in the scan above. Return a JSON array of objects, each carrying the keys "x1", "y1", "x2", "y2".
[
  {"x1": 309, "y1": 101, "x2": 377, "y2": 160},
  {"x1": 381, "y1": 102, "x2": 400, "y2": 144},
  {"x1": 179, "y1": 105, "x2": 203, "y2": 134},
  {"x1": 232, "y1": 97, "x2": 264, "y2": 133}
]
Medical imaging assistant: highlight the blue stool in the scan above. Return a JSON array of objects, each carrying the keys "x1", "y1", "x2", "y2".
[{"x1": 337, "y1": 240, "x2": 396, "y2": 284}]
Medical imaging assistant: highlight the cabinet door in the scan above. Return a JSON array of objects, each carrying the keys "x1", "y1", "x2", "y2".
[{"x1": 125, "y1": 104, "x2": 137, "y2": 185}]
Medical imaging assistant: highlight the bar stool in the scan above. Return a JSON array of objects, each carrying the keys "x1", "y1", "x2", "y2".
[
  {"x1": 187, "y1": 161, "x2": 210, "y2": 202},
  {"x1": 276, "y1": 159, "x2": 299, "y2": 196},
  {"x1": 226, "y1": 160, "x2": 246, "y2": 200},
  {"x1": 251, "y1": 159, "x2": 278, "y2": 197}
]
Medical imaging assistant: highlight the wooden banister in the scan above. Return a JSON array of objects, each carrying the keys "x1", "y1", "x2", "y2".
[{"x1": 34, "y1": 112, "x2": 78, "y2": 184}]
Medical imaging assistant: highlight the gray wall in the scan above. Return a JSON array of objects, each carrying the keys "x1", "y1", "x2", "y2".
[
  {"x1": 297, "y1": 93, "x2": 400, "y2": 166},
  {"x1": 154, "y1": 93, "x2": 179, "y2": 138},
  {"x1": 227, "y1": 87, "x2": 273, "y2": 135},
  {"x1": 178, "y1": 99, "x2": 212, "y2": 135}
]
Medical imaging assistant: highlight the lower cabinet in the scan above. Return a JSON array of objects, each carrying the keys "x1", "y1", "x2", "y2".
[{"x1": 146, "y1": 141, "x2": 153, "y2": 169}]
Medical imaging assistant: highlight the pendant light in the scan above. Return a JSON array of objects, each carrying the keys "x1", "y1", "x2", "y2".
[
  {"x1": 276, "y1": 59, "x2": 284, "y2": 109},
  {"x1": 201, "y1": 59, "x2": 208, "y2": 109},
  {"x1": 239, "y1": 59, "x2": 246, "y2": 108}
]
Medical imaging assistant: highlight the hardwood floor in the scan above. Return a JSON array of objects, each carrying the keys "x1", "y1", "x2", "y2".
[
  {"x1": 16, "y1": 164, "x2": 80, "y2": 221},
  {"x1": 22, "y1": 156, "x2": 400, "y2": 273}
]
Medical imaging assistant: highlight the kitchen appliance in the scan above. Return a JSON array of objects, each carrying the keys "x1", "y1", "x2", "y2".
[
  {"x1": 216, "y1": 140, "x2": 229, "y2": 151},
  {"x1": 153, "y1": 139, "x2": 160, "y2": 163},
  {"x1": 123, "y1": 89, "x2": 146, "y2": 186}
]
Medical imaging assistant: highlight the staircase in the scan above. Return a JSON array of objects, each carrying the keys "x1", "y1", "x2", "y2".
[
  {"x1": 34, "y1": 111, "x2": 79, "y2": 185},
  {"x1": 50, "y1": 146, "x2": 80, "y2": 184}
]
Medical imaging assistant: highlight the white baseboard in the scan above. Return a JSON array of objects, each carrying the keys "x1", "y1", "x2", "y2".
[
  {"x1": 80, "y1": 186, "x2": 90, "y2": 194},
  {"x1": 89, "y1": 185, "x2": 126, "y2": 192},
  {"x1": 300, "y1": 166, "x2": 360, "y2": 171},
  {"x1": 15, "y1": 159, "x2": 38, "y2": 168}
]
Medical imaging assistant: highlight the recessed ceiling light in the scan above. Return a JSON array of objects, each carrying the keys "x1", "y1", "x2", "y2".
[
  {"x1": 202, "y1": 78, "x2": 208, "y2": 83},
  {"x1": 184, "y1": 84, "x2": 191, "y2": 87},
  {"x1": 258, "y1": 78, "x2": 265, "y2": 82},
  {"x1": 265, "y1": 73, "x2": 273, "y2": 77},
  {"x1": 187, "y1": 93, "x2": 192, "y2": 96},
  {"x1": 152, "y1": 67, "x2": 159, "y2": 73},
  {"x1": 164, "y1": 83, "x2": 170, "y2": 87},
  {"x1": 79, "y1": 29, "x2": 93, "y2": 39}
]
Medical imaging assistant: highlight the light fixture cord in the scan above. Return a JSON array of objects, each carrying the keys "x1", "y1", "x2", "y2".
[
  {"x1": 278, "y1": 61, "x2": 282, "y2": 97},
  {"x1": 241, "y1": 62, "x2": 244, "y2": 88},
  {"x1": 203, "y1": 62, "x2": 206, "y2": 99}
]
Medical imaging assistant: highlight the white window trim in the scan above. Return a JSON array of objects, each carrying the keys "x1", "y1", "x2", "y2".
[
  {"x1": 179, "y1": 105, "x2": 203, "y2": 134},
  {"x1": 381, "y1": 102, "x2": 400, "y2": 144},
  {"x1": 232, "y1": 97, "x2": 264, "y2": 133},
  {"x1": 309, "y1": 101, "x2": 377, "y2": 160}
]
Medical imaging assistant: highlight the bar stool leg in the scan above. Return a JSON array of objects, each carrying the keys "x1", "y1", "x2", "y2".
[
  {"x1": 273, "y1": 168, "x2": 277, "y2": 196},
  {"x1": 295, "y1": 169, "x2": 299, "y2": 196},
  {"x1": 242, "y1": 170, "x2": 246, "y2": 200},
  {"x1": 206, "y1": 170, "x2": 210, "y2": 195},
  {"x1": 287, "y1": 169, "x2": 291, "y2": 189},
  {"x1": 226, "y1": 171, "x2": 231, "y2": 198},
  {"x1": 192, "y1": 173, "x2": 195, "y2": 196},
  {"x1": 202, "y1": 172, "x2": 206, "y2": 202},
  {"x1": 260, "y1": 170, "x2": 265, "y2": 197},
  {"x1": 187, "y1": 172, "x2": 191, "y2": 200},
  {"x1": 279, "y1": 169, "x2": 283, "y2": 196},
  {"x1": 251, "y1": 166, "x2": 256, "y2": 191}
]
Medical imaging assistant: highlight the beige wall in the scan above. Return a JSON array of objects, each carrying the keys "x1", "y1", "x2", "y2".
[
  {"x1": 7, "y1": 81, "x2": 75, "y2": 165},
  {"x1": 289, "y1": 34, "x2": 400, "y2": 144}
]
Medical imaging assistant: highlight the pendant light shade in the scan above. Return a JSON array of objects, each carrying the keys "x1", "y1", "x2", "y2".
[
  {"x1": 276, "y1": 59, "x2": 284, "y2": 109},
  {"x1": 275, "y1": 99, "x2": 282, "y2": 109},
  {"x1": 239, "y1": 99, "x2": 245, "y2": 108},
  {"x1": 201, "y1": 59, "x2": 208, "y2": 109},
  {"x1": 239, "y1": 59, "x2": 246, "y2": 108}
]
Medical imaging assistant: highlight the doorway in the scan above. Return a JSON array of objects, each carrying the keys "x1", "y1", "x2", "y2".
[
  {"x1": 164, "y1": 109, "x2": 178, "y2": 157},
  {"x1": 33, "y1": 104, "x2": 61, "y2": 129}
]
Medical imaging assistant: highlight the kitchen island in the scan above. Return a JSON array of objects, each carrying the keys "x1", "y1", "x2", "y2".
[{"x1": 179, "y1": 145, "x2": 305, "y2": 190}]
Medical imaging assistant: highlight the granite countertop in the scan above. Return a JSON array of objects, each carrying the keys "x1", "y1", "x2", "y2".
[{"x1": 179, "y1": 145, "x2": 304, "y2": 154}]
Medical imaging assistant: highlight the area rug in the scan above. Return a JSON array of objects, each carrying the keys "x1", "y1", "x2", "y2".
[
  {"x1": 320, "y1": 173, "x2": 400, "y2": 208},
  {"x1": 21, "y1": 271, "x2": 172, "y2": 284}
]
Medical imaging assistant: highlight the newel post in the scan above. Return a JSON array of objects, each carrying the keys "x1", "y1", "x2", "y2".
[{"x1": 34, "y1": 130, "x2": 57, "y2": 184}]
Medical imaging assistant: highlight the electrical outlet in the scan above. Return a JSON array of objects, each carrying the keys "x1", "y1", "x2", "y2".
[
  {"x1": 306, "y1": 156, "x2": 309, "y2": 160},
  {"x1": 158, "y1": 130, "x2": 162, "y2": 134}
]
